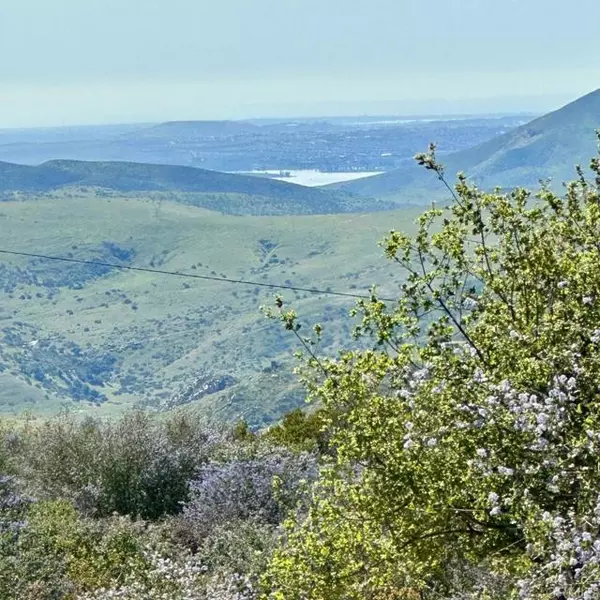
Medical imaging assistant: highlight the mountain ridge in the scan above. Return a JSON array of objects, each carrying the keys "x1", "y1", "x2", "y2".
[
  {"x1": 125, "y1": 120, "x2": 259, "y2": 140},
  {"x1": 339, "y1": 88, "x2": 600, "y2": 200}
]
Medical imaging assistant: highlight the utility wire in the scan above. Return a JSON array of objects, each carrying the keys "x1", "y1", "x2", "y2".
[{"x1": 0, "y1": 249, "x2": 396, "y2": 302}]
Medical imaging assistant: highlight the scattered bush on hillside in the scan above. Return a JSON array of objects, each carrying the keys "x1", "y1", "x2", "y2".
[{"x1": 264, "y1": 137, "x2": 600, "y2": 599}]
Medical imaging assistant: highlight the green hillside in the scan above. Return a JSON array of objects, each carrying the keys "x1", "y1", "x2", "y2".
[
  {"x1": 340, "y1": 88, "x2": 600, "y2": 201},
  {"x1": 0, "y1": 159, "x2": 389, "y2": 215},
  {"x1": 0, "y1": 189, "x2": 420, "y2": 425}
]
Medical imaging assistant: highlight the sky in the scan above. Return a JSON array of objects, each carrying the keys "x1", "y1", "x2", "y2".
[{"x1": 0, "y1": 0, "x2": 599, "y2": 127}]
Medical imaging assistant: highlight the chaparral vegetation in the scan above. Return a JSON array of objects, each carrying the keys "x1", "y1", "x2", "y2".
[{"x1": 3, "y1": 138, "x2": 600, "y2": 599}]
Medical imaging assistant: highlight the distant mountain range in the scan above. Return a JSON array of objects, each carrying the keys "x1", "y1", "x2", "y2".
[
  {"x1": 0, "y1": 159, "x2": 391, "y2": 216},
  {"x1": 2, "y1": 90, "x2": 598, "y2": 207},
  {"x1": 339, "y1": 89, "x2": 600, "y2": 201}
]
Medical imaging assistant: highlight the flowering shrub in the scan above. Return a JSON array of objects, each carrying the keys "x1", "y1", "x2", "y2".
[
  {"x1": 190, "y1": 518, "x2": 278, "y2": 580},
  {"x1": 0, "y1": 411, "x2": 322, "y2": 599},
  {"x1": 77, "y1": 550, "x2": 209, "y2": 600},
  {"x1": 0, "y1": 474, "x2": 31, "y2": 534},
  {"x1": 0, "y1": 470, "x2": 37, "y2": 596},
  {"x1": 517, "y1": 500, "x2": 600, "y2": 600},
  {"x1": 265, "y1": 139, "x2": 600, "y2": 599},
  {"x1": 79, "y1": 567, "x2": 257, "y2": 600},
  {"x1": 181, "y1": 448, "x2": 318, "y2": 542}
]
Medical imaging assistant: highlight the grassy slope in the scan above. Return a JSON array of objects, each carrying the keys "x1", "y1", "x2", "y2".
[
  {"x1": 339, "y1": 88, "x2": 600, "y2": 201},
  {"x1": 0, "y1": 190, "x2": 421, "y2": 425}
]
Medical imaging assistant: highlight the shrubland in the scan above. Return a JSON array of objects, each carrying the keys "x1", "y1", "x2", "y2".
[
  {"x1": 0, "y1": 409, "x2": 321, "y2": 599},
  {"x1": 3, "y1": 138, "x2": 600, "y2": 598}
]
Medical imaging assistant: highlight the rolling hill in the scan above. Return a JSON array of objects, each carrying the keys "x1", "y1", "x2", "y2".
[
  {"x1": 0, "y1": 190, "x2": 420, "y2": 425},
  {"x1": 340, "y1": 88, "x2": 600, "y2": 201},
  {"x1": 0, "y1": 159, "x2": 390, "y2": 215}
]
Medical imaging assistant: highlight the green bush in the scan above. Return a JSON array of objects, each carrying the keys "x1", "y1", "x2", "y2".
[
  {"x1": 263, "y1": 408, "x2": 328, "y2": 453},
  {"x1": 0, "y1": 500, "x2": 153, "y2": 598},
  {"x1": 20, "y1": 411, "x2": 226, "y2": 519}
]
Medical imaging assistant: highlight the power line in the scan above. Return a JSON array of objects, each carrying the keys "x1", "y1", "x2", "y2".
[{"x1": 0, "y1": 249, "x2": 396, "y2": 302}]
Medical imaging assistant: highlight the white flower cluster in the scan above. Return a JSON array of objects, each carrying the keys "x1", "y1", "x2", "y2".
[
  {"x1": 397, "y1": 346, "x2": 600, "y2": 597},
  {"x1": 453, "y1": 364, "x2": 600, "y2": 597},
  {"x1": 77, "y1": 551, "x2": 256, "y2": 600},
  {"x1": 205, "y1": 573, "x2": 256, "y2": 600},
  {"x1": 456, "y1": 371, "x2": 581, "y2": 453},
  {"x1": 517, "y1": 497, "x2": 600, "y2": 600}
]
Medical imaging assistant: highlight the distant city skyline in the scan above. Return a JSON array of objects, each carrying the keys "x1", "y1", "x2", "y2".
[{"x1": 1, "y1": 0, "x2": 599, "y2": 128}]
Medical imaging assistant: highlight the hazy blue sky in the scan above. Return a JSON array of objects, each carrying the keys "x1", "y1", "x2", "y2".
[{"x1": 1, "y1": 0, "x2": 599, "y2": 127}]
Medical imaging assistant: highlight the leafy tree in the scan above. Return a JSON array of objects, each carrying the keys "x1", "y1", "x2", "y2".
[
  {"x1": 264, "y1": 136, "x2": 600, "y2": 599},
  {"x1": 263, "y1": 408, "x2": 329, "y2": 453}
]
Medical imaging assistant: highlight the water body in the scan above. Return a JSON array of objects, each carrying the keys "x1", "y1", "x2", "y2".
[{"x1": 241, "y1": 169, "x2": 382, "y2": 187}]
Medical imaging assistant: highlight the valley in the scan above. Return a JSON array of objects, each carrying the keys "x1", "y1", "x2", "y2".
[
  {"x1": 0, "y1": 190, "x2": 421, "y2": 424},
  {"x1": 1, "y1": 95, "x2": 598, "y2": 424}
]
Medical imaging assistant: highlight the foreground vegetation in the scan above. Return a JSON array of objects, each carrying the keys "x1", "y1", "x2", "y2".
[
  {"x1": 264, "y1": 139, "x2": 600, "y2": 599},
  {"x1": 0, "y1": 408, "x2": 324, "y2": 599},
  {"x1": 4, "y1": 139, "x2": 600, "y2": 598}
]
